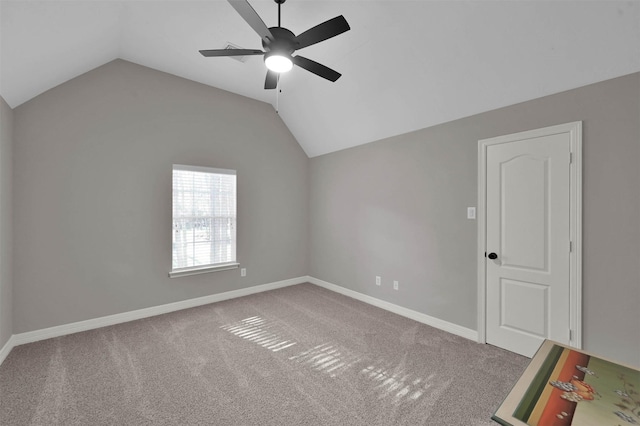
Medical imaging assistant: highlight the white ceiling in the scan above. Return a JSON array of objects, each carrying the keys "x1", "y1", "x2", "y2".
[{"x1": 1, "y1": 1, "x2": 639, "y2": 157}]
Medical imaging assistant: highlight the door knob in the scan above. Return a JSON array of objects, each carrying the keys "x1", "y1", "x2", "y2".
[{"x1": 488, "y1": 252, "x2": 498, "y2": 260}]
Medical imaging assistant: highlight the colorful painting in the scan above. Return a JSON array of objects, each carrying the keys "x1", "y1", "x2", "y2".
[{"x1": 493, "y1": 340, "x2": 640, "y2": 426}]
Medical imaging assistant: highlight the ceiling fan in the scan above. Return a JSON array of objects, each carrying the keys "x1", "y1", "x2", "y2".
[{"x1": 199, "y1": 0, "x2": 350, "y2": 89}]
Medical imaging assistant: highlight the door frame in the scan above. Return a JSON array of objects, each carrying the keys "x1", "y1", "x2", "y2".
[{"x1": 477, "y1": 121, "x2": 583, "y2": 351}]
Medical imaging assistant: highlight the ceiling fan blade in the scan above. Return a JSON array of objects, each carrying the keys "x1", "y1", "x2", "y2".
[
  {"x1": 264, "y1": 70, "x2": 278, "y2": 90},
  {"x1": 199, "y1": 49, "x2": 264, "y2": 57},
  {"x1": 295, "y1": 15, "x2": 350, "y2": 50},
  {"x1": 227, "y1": 0, "x2": 274, "y2": 44},
  {"x1": 293, "y1": 56, "x2": 341, "y2": 82}
]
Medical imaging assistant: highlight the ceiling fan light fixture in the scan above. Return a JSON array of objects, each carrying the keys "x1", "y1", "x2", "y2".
[{"x1": 265, "y1": 52, "x2": 293, "y2": 73}]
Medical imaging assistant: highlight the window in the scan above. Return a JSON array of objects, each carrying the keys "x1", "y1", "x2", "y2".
[{"x1": 170, "y1": 165, "x2": 238, "y2": 278}]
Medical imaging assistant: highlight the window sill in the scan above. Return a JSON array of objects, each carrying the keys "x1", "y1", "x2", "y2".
[{"x1": 169, "y1": 263, "x2": 240, "y2": 278}]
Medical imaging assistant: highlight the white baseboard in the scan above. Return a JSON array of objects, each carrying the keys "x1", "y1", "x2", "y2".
[
  {"x1": 307, "y1": 276, "x2": 478, "y2": 341},
  {"x1": 2, "y1": 275, "x2": 479, "y2": 367},
  {"x1": 10, "y1": 276, "x2": 307, "y2": 349},
  {"x1": 0, "y1": 335, "x2": 17, "y2": 366}
]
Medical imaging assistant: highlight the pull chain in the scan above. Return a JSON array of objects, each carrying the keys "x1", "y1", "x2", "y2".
[{"x1": 276, "y1": 74, "x2": 284, "y2": 114}]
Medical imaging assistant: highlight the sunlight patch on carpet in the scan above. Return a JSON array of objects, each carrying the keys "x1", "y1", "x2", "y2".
[
  {"x1": 221, "y1": 316, "x2": 450, "y2": 407},
  {"x1": 360, "y1": 364, "x2": 439, "y2": 405},
  {"x1": 220, "y1": 316, "x2": 297, "y2": 352},
  {"x1": 288, "y1": 343, "x2": 361, "y2": 378}
]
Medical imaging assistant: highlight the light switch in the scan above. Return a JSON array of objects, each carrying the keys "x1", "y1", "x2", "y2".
[{"x1": 467, "y1": 207, "x2": 476, "y2": 219}]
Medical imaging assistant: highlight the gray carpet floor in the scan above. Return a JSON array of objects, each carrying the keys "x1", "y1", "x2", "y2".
[{"x1": 0, "y1": 283, "x2": 528, "y2": 425}]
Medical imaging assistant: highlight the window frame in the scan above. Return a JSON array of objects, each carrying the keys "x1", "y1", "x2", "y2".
[{"x1": 169, "y1": 164, "x2": 239, "y2": 278}]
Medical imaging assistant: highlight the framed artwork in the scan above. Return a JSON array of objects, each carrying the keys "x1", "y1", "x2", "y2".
[{"x1": 493, "y1": 340, "x2": 640, "y2": 426}]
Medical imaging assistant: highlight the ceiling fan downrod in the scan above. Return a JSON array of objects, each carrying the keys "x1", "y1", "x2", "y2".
[{"x1": 275, "y1": 0, "x2": 286, "y2": 28}]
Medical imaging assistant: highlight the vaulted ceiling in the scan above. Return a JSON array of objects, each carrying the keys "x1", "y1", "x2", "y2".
[{"x1": 1, "y1": 1, "x2": 639, "y2": 157}]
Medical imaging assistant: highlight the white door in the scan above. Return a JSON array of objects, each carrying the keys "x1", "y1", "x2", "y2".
[{"x1": 480, "y1": 123, "x2": 581, "y2": 357}]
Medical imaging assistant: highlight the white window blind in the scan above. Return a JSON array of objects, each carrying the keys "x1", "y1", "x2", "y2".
[{"x1": 171, "y1": 165, "x2": 237, "y2": 275}]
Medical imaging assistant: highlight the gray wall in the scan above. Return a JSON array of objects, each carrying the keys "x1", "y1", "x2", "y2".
[
  {"x1": 13, "y1": 60, "x2": 309, "y2": 333},
  {"x1": 8, "y1": 59, "x2": 640, "y2": 367},
  {"x1": 0, "y1": 97, "x2": 13, "y2": 349},
  {"x1": 309, "y1": 73, "x2": 640, "y2": 367}
]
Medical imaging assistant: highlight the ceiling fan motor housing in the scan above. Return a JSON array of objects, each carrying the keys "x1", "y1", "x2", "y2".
[{"x1": 262, "y1": 26, "x2": 298, "y2": 56}]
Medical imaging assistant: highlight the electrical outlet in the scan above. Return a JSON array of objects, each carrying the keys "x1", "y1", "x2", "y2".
[
  {"x1": 375, "y1": 276, "x2": 381, "y2": 286},
  {"x1": 241, "y1": 268, "x2": 246, "y2": 277},
  {"x1": 393, "y1": 280, "x2": 399, "y2": 290}
]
